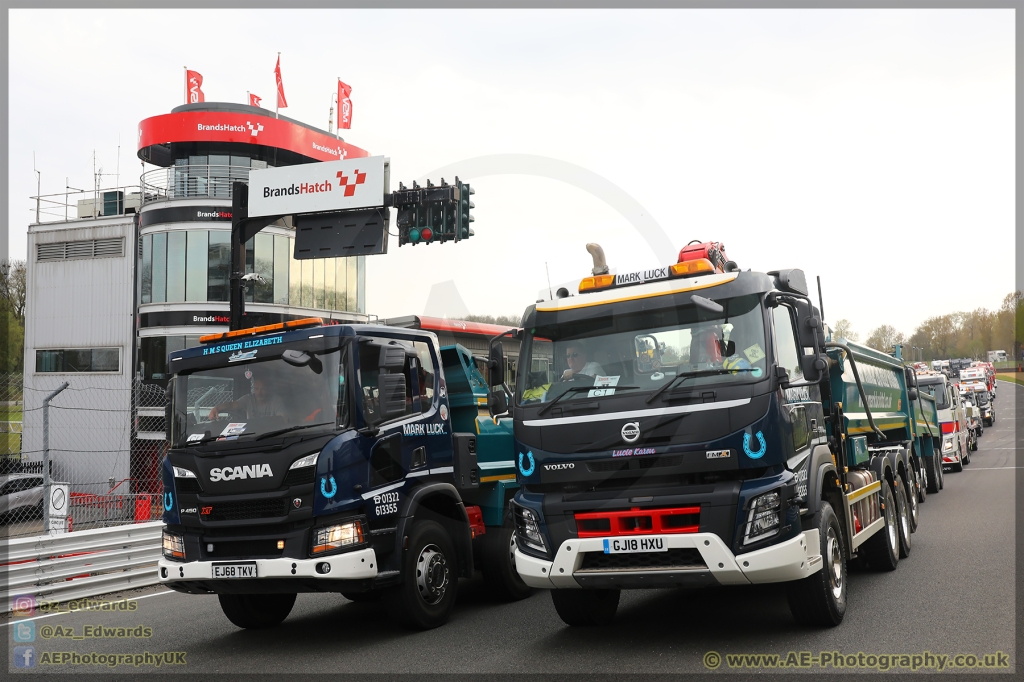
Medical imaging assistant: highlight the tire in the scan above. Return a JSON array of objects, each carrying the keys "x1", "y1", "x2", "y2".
[
  {"x1": 218, "y1": 593, "x2": 296, "y2": 629},
  {"x1": 785, "y1": 501, "x2": 846, "y2": 627},
  {"x1": 937, "y1": 453, "x2": 944, "y2": 490},
  {"x1": 341, "y1": 591, "x2": 381, "y2": 603},
  {"x1": 961, "y1": 441, "x2": 971, "y2": 466},
  {"x1": 924, "y1": 452, "x2": 940, "y2": 495},
  {"x1": 550, "y1": 589, "x2": 620, "y2": 627},
  {"x1": 480, "y1": 512, "x2": 532, "y2": 602},
  {"x1": 893, "y1": 478, "x2": 912, "y2": 558},
  {"x1": 861, "y1": 479, "x2": 899, "y2": 571},
  {"x1": 383, "y1": 519, "x2": 459, "y2": 630},
  {"x1": 916, "y1": 462, "x2": 927, "y2": 504},
  {"x1": 970, "y1": 433, "x2": 978, "y2": 451},
  {"x1": 903, "y1": 470, "x2": 919, "y2": 533}
]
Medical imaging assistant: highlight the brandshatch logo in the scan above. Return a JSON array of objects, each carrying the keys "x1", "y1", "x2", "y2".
[
  {"x1": 336, "y1": 169, "x2": 367, "y2": 197},
  {"x1": 247, "y1": 121, "x2": 264, "y2": 137},
  {"x1": 312, "y1": 142, "x2": 348, "y2": 158},
  {"x1": 197, "y1": 210, "x2": 231, "y2": 219}
]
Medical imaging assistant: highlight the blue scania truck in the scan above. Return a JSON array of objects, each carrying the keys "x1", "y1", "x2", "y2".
[
  {"x1": 486, "y1": 242, "x2": 932, "y2": 627},
  {"x1": 157, "y1": 318, "x2": 527, "y2": 630}
]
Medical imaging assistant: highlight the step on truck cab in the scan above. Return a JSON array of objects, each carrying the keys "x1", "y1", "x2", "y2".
[
  {"x1": 158, "y1": 318, "x2": 528, "y2": 631},
  {"x1": 488, "y1": 242, "x2": 924, "y2": 627}
]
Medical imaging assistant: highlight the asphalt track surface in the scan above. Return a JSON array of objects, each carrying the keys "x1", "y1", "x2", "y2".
[{"x1": 3, "y1": 383, "x2": 1017, "y2": 676}]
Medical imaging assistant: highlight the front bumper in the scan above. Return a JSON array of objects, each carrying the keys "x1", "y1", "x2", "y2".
[
  {"x1": 515, "y1": 531, "x2": 821, "y2": 589},
  {"x1": 158, "y1": 548, "x2": 378, "y2": 592}
]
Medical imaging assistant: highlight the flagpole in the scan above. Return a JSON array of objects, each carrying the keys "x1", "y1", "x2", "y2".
[
  {"x1": 247, "y1": 91, "x2": 250, "y2": 106},
  {"x1": 184, "y1": 66, "x2": 187, "y2": 104},
  {"x1": 336, "y1": 78, "x2": 340, "y2": 139},
  {"x1": 275, "y1": 52, "x2": 280, "y2": 119}
]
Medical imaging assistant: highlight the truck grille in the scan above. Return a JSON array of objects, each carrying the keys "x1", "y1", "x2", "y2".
[
  {"x1": 577, "y1": 548, "x2": 706, "y2": 572},
  {"x1": 205, "y1": 499, "x2": 288, "y2": 522}
]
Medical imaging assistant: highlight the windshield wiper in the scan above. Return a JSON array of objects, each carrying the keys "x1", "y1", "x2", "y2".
[
  {"x1": 645, "y1": 368, "x2": 754, "y2": 404},
  {"x1": 537, "y1": 386, "x2": 639, "y2": 416},
  {"x1": 255, "y1": 421, "x2": 335, "y2": 441}
]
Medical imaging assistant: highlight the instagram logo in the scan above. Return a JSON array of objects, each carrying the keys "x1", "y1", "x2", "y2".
[{"x1": 12, "y1": 595, "x2": 35, "y2": 617}]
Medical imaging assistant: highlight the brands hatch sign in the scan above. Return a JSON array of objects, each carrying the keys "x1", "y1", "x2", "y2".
[{"x1": 248, "y1": 156, "x2": 386, "y2": 218}]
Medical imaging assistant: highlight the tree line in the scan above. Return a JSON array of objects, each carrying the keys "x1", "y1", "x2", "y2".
[
  {"x1": 832, "y1": 291, "x2": 1022, "y2": 362},
  {"x1": 0, "y1": 259, "x2": 26, "y2": 373}
]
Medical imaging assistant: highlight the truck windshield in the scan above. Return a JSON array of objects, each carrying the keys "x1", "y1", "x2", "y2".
[
  {"x1": 918, "y1": 380, "x2": 950, "y2": 409},
  {"x1": 518, "y1": 293, "x2": 767, "y2": 405},
  {"x1": 171, "y1": 346, "x2": 346, "y2": 447}
]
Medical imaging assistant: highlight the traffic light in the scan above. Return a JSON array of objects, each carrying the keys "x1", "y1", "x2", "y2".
[
  {"x1": 393, "y1": 177, "x2": 475, "y2": 247},
  {"x1": 456, "y1": 179, "x2": 475, "y2": 241}
]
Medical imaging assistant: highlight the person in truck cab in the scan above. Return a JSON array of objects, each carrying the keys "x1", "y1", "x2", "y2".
[
  {"x1": 208, "y1": 374, "x2": 285, "y2": 420},
  {"x1": 561, "y1": 341, "x2": 605, "y2": 381}
]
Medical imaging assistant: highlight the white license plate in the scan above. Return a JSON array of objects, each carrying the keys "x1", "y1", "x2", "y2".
[
  {"x1": 213, "y1": 563, "x2": 257, "y2": 578},
  {"x1": 602, "y1": 537, "x2": 668, "y2": 554}
]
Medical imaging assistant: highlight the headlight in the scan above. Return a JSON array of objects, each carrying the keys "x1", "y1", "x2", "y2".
[
  {"x1": 311, "y1": 520, "x2": 364, "y2": 555},
  {"x1": 743, "y1": 490, "x2": 781, "y2": 545},
  {"x1": 162, "y1": 530, "x2": 185, "y2": 561},
  {"x1": 290, "y1": 452, "x2": 319, "y2": 470},
  {"x1": 942, "y1": 437, "x2": 954, "y2": 452},
  {"x1": 172, "y1": 466, "x2": 197, "y2": 478},
  {"x1": 513, "y1": 505, "x2": 548, "y2": 554}
]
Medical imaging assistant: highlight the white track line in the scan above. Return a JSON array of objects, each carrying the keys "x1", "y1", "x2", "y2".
[
  {"x1": 0, "y1": 590, "x2": 176, "y2": 627},
  {"x1": 962, "y1": 466, "x2": 1023, "y2": 470}
]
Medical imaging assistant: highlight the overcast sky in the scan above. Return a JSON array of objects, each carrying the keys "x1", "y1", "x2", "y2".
[{"x1": 8, "y1": 9, "x2": 1014, "y2": 337}]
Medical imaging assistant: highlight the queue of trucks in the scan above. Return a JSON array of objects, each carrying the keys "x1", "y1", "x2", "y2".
[{"x1": 158, "y1": 239, "x2": 990, "y2": 631}]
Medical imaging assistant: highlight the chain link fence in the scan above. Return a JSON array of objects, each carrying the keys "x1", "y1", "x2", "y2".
[{"x1": 1, "y1": 372, "x2": 169, "y2": 538}]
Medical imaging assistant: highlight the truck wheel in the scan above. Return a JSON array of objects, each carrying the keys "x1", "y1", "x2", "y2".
[
  {"x1": 924, "y1": 453, "x2": 939, "y2": 495},
  {"x1": 902, "y1": 471, "x2": 918, "y2": 533},
  {"x1": 218, "y1": 593, "x2": 296, "y2": 629},
  {"x1": 384, "y1": 520, "x2": 458, "y2": 630},
  {"x1": 970, "y1": 432, "x2": 978, "y2": 451},
  {"x1": 785, "y1": 501, "x2": 846, "y2": 627},
  {"x1": 915, "y1": 463, "x2": 927, "y2": 504},
  {"x1": 481, "y1": 512, "x2": 533, "y2": 602},
  {"x1": 861, "y1": 480, "x2": 899, "y2": 571},
  {"x1": 961, "y1": 442, "x2": 971, "y2": 466},
  {"x1": 551, "y1": 589, "x2": 620, "y2": 627},
  {"x1": 894, "y1": 478, "x2": 911, "y2": 558},
  {"x1": 936, "y1": 453, "x2": 944, "y2": 490}
]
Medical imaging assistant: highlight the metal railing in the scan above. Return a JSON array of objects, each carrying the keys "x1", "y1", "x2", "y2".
[
  {"x1": 2, "y1": 521, "x2": 162, "y2": 612},
  {"x1": 140, "y1": 164, "x2": 252, "y2": 204},
  {"x1": 29, "y1": 185, "x2": 147, "y2": 224}
]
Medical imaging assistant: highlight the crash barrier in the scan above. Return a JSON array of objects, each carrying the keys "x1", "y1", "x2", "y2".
[{"x1": 1, "y1": 521, "x2": 162, "y2": 612}]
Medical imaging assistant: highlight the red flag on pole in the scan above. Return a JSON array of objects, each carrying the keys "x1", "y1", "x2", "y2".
[
  {"x1": 186, "y1": 69, "x2": 205, "y2": 104},
  {"x1": 274, "y1": 55, "x2": 288, "y2": 110},
  {"x1": 337, "y1": 80, "x2": 353, "y2": 130},
  {"x1": 249, "y1": 93, "x2": 262, "y2": 107}
]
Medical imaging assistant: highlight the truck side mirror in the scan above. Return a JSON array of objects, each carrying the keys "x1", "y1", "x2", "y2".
[
  {"x1": 792, "y1": 299, "x2": 827, "y2": 383},
  {"x1": 488, "y1": 389, "x2": 509, "y2": 418},
  {"x1": 164, "y1": 383, "x2": 173, "y2": 443},
  {"x1": 908, "y1": 388, "x2": 918, "y2": 401},
  {"x1": 488, "y1": 342, "x2": 505, "y2": 388}
]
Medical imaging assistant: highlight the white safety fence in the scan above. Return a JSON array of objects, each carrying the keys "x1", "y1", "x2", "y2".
[{"x1": 2, "y1": 521, "x2": 162, "y2": 612}]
